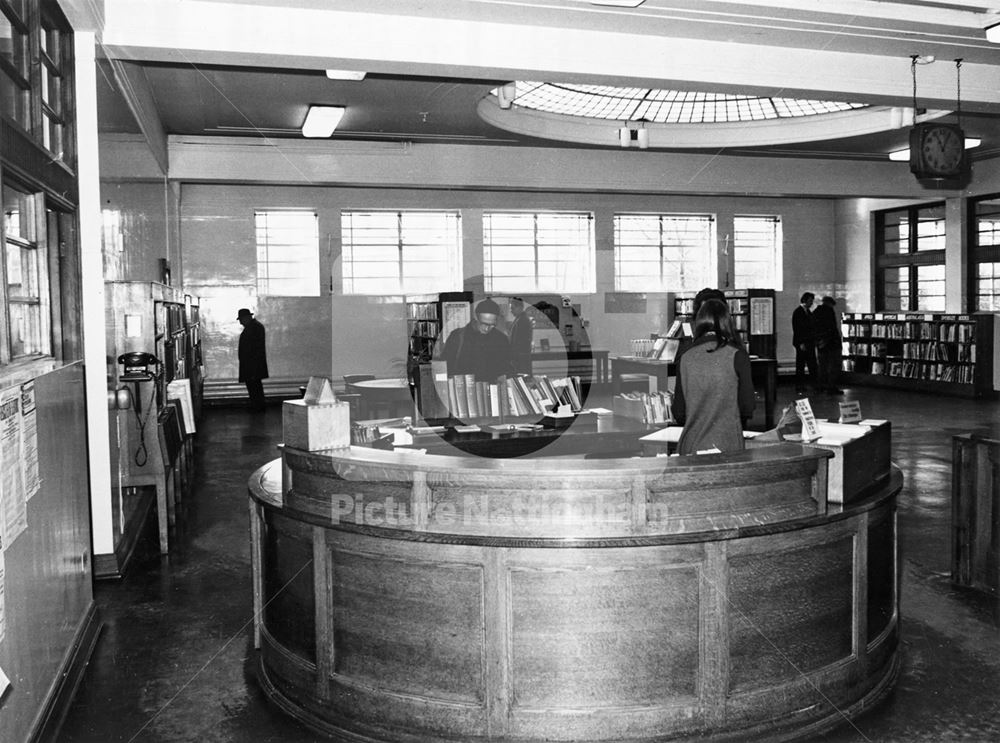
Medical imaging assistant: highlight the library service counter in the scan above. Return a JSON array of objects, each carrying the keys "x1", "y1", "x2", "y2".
[{"x1": 248, "y1": 440, "x2": 901, "y2": 743}]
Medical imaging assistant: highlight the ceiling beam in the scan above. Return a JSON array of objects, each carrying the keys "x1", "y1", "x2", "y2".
[
  {"x1": 107, "y1": 59, "x2": 169, "y2": 175},
  {"x1": 99, "y1": 0, "x2": 1000, "y2": 112}
]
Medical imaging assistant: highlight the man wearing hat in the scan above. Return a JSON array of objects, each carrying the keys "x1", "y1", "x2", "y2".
[
  {"x1": 442, "y1": 297, "x2": 513, "y2": 382},
  {"x1": 237, "y1": 308, "x2": 269, "y2": 412}
]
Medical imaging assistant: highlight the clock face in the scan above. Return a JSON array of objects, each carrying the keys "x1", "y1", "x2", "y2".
[{"x1": 911, "y1": 124, "x2": 966, "y2": 178}]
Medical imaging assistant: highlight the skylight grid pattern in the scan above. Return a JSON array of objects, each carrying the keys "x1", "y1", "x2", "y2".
[
  {"x1": 483, "y1": 212, "x2": 595, "y2": 294},
  {"x1": 254, "y1": 210, "x2": 320, "y2": 297},
  {"x1": 341, "y1": 210, "x2": 462, "y2": 296},
  {"x1": 504, "y1": 82, "x2": 864, "y2": 123},
  {"x1": 613, "y1": 214, "x2": 714, "y2": 292}
]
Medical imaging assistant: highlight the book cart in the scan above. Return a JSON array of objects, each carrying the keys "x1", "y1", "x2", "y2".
[{"x1": 840, "y1": 312, "x2": 997, "y2": 398}]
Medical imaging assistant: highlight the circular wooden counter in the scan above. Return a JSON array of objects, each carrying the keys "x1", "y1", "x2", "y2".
[{"x1": 248, "y1": 443, "x2": 900, "y2": 742}]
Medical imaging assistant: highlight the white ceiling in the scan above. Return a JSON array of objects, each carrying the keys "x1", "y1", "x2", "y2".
[{"x1": 71, "y1": 0, "x2": 1000, "y2": 161}]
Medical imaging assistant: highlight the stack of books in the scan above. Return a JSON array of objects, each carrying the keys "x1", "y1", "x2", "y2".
[{"x1": 426, "y1": 373, "x2": 584, "y2": 422}]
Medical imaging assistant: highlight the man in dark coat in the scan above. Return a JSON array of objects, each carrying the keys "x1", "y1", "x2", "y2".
[
  {"x1": 237, "y1": 308, "x2": 269, "y2": 412},
  {"x1": 442, "y1": 298, "x2": 513, "y2": 382},
  {"x1": 812, "y1": 296, "x2": 843, "y2": 394},
  {"x1": 791, "y1": 292, "x2": 818, "y2": 394}
]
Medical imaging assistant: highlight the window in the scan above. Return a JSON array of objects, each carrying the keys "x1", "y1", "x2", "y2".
[
  {"x1": 0, "y1": 3, "x2": 29, "y2": 129},
  {"x1": 875, "y1": 203, "x2": 945, "y2": 311},
  {"x1": 483, "y1": 211, "x2": 594, "y2": 294},
  {"x1": 254, "y1": 210, "x2": 320, "y2": 296},
  {"x1": 2, "y1": 181, "x2": 50, "y2": 359},
  {"x1": 341, "y1": 210, "x2": 462, "y2": 295},
  {"x1": 0, "y1": 1, "x2": 72, "y2": 160},
  {"x1": 970, "y1": 195, "x2": 1000, "y2": 311},
  {"x1": 613, "y1": 213, "x2": 714, "y2": 292},
  {"x1": 733, "y1": 216, "x2": 782, "y2": 289}
]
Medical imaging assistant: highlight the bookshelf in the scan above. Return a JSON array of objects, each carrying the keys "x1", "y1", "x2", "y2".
[
  {"x1": 840, "y1": 312, "x2": 996, "y2": 398},
  {"x1": 672, "y1": 288, "x2": 776, "y2": 358},
  {"x1": 405, "y1": 291, "x2": 473, "y2": 365}
]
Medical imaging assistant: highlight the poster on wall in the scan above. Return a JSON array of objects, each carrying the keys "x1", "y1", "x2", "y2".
[
  {"x1": 20, "y1": 381, "x2": 40, "y2": 500},
  {"x1": 0, "y1": 548, "x2": 6, "y2": 644},
  {"x1": 750, "y1": 297, "x2": 774, "y2": 335},
  {"x1": 0, "y1": 386, "x2": 26, "y2": 549},
  {"x1": 441, "y1": 301, "x2": 471, "y2": 347}
]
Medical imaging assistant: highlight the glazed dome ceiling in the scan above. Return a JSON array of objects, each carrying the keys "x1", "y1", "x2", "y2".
[{"x1": 479, "y1": 82, "x2": 944, "y2": 149}]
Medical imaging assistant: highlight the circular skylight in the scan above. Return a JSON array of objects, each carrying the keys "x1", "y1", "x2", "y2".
[{"x1": 502, "y1": 82, "x2": 867, "y2": 124}]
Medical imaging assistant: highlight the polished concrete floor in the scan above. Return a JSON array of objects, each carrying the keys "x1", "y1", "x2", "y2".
[{"x1": 57, "y1": 384, "x2": 999, "y2": 743}]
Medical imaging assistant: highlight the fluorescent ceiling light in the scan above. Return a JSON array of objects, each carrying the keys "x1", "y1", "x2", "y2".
[
  {"x1": 302, "y1": 106, "x2": 345, "y2": 137},
  {"x1": 590, "y1": 1, "x2": 645, "y2": 7},
  {"x1": 889, "y1": 137, "x2": 981, "y2": 161},
  {"x1": 987, "y1": 23, "x2": 1000, "y2": 43},
  {"x1": 325, "y1": 69, "x2": 366, "y2": 80}
]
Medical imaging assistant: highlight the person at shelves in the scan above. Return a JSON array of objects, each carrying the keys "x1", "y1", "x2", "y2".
[
  {"x1": 813, "y1": 295, "x2": 843, "y2": 394},
  {"x1": 791, "y1": 292, "x2": 818, "y2": 394},
  {"x1": 508, "y1": 296, "x2": 534, "y2": 374},
  {"x1": 237, "y1": 307, "x2": 269, "y2": 413},
  {"x1": 672, "y1": 298, "x2": 755, "y2": 456},
  {"x1": 442, "y1": 297, "x2": 514, "y2": 382}
]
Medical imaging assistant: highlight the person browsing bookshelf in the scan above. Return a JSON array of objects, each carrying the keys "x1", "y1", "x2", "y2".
[
  {"x1": 442, "y1": 298, "x2": 514, "y2": 382},
  {"x1": 672, "y1": 298, "x2": 755, "y2": 456}
]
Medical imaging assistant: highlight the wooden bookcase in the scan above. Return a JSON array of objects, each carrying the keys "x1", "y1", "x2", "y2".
[
  {"x1": 405, "y1": 291, "x2": 473, "y2": 365},
  {"x1": 672, "y1": 288, "x2": 777, "y2": 358},
  {"x1": 841, "y1": 312, "x2": 996, "y2": 398}
]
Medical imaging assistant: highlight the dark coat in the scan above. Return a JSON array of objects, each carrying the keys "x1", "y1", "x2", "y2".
[
  {"x1": 238, "y1": 317, "x2": 269, "y2": 381},
  {"x1": 812, "y1": 303, "x2": 840, "y2": 350},
  {"x1": 791, "y1": 305, "x2": 815, "y2": 347},
  {"x1": 442, "y1": 322, "x2": 512, "y2": 381}
]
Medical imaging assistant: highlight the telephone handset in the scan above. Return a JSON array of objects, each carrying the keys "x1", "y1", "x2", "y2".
[
  {"x1": 118, "y1": 351, "x2": 159, "y2": 381},
  {"x1": 117, "y1": 351, "x2": 160, "y2": 466}
]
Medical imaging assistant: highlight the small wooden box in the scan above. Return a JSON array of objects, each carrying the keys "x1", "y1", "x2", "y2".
[
  {"x1": 282, "y1": 399, "x2": 351, "y2": 451},
  {"x1": 807, "y1": 421, "x2": 891, "y2": 504}
]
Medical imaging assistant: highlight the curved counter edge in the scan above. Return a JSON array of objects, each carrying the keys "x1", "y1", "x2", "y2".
[{"x1": 248, "y1": 446, "x2": 902, "y2": 743}]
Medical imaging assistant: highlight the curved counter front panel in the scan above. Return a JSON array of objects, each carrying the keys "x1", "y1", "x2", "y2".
[{"x1": 248, "y1": 443, "x2": 900, "y2": 742}]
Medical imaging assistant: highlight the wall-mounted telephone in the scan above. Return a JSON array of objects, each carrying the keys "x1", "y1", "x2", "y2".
[
  {"x1": 118, "y1": 352, "x2": 159, "y2": 381},
  {"x1": 117, "y1": 352, "x2": 159, "y2": 467}
]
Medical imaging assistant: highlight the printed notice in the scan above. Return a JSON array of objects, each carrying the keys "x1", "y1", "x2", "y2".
[
  {"x1": 0, "y1": 548, "x2": 6, "y2": 644},
  {"x1": 795, "y1": 397, "x2": 822, "y2": 442},
  {"x1": 441, "y1": 302, "x2": 471, "y2": 346},
  {"x1": 0, "y1": 386, "x2": 26, "y2": 549},
  {"x1": 838, "y1": 400, "x2": 863, "y2": 424},
  {"x1": 750, "y1": 297, "x2": 774, "y2": 335},
  {"x1": 20, "y1": 381, "x2": 40, "y2": 500}
]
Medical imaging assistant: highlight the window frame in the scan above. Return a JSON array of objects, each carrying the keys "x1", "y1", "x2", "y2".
[
  {"x1": 875, "y1": 202, "x2": 947, "y2": 312},
  {"x1": 969, "y1": 193, "x2": 1000, "y2": 311},
  {"x1": 612, "y1": 212, "x2": 716, "y2": 292},
  {"x1": 253, "y1": 209, "x2": 321, "y2": 297},
  {"x1": 1, "y1": 179, "x2": 52, "y2": 362},
  {"x1": 483, "y1": 210, "x2": 595, "y2": 294},
  {"x1": 340, "y1": 209, "x2": 463, "y2": 296},
  {"x1": 733, "y1": 214, "x2": 783, "y2": 290}
]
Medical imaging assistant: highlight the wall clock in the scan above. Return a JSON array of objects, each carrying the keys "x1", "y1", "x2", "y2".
[{"x1": 909, "y1": 123, "x2": 967, "y2": 179}]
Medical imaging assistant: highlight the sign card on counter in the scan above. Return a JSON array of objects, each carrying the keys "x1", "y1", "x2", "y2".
[
  {"x1": 838, "y1": 400, "x2": 862, "y2": 424},
  {"x1": 794, "y1": 398, "x2": 822, "y2": 442}
]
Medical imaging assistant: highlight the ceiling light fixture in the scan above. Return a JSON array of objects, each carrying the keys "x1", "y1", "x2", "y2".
[
  {"x1": 301, "y1": 105, "x2": 345, "y2": 137},
  {"x1": 325, "y1": 69, "x2": 366, "y2": 80},
  {"x1": 986, "y1": 22, "x2": 1000, "y2": 43},
  {"x1": 590, "y1": 0, "x2": 645, "y2": 7},
  {"x1": 889, "y1": 137, "x2": 980, "y2": 161}
]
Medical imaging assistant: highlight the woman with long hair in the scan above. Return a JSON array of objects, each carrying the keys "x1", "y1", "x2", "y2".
[{"x1": 672, "y1": 298, "x2": 755, "y2": 455}]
